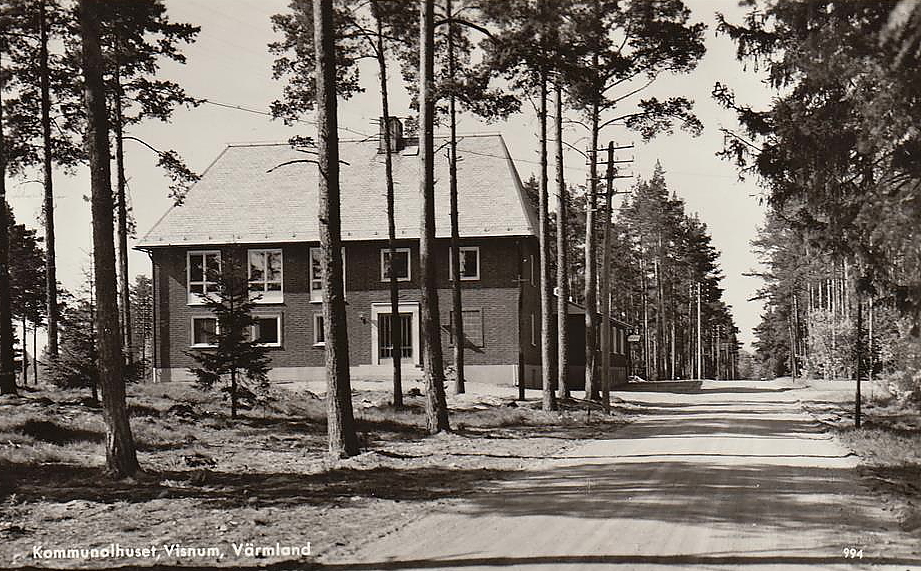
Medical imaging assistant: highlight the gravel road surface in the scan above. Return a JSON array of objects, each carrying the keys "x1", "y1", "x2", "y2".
[{"x1": 325, "y1": 380, "x2": 920, "y2": 570}]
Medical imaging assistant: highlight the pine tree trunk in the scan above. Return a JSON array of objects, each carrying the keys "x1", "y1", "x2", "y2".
[
  {"x1": 642, "y1": 262, "x2": 649, "y2": 379},
  {"x1": 583, "y1": 95, "x2": 599, "y2": 399},
  {"x1": 655, "y1": 251, "x2": 665, "y2": 379},
  {"x1": 114, "y1": 71, "x2": 132, "y2": 365},
  {"x1": 538, "y1": 73, "x2": 555, "y2": 411},
  {"x1": 372, "y1": 3, "x2": 403, "y2": 408},
  {"x1": 686, "y1": 280, "x2": 693, "y2": 377},
  {"x1": 79, "y1": 0, "x2": 139, "y2": 477},
  {"x1": 230, "y1": 368, "x2": 238, "y2": 419},
  {"x1": 32, "y1": 321, "x2": 37, "y2": 384},
  {"x1": 0, "y1": 51, "x2": 18, "y2": 396},
  {"x1": 855, "y1": 292, "x2": 863, "y2": 429},
  {"x1": 40, "y1": 0, "x2": 58, "y2": 359},
  {"x1": 868, "y1": 296, "x2": 874, "y2": 381},
  {"x1": 315, "y1": 0, "x2": 360, "y2": 457},
  {"x1": 447, "y1": 0, "x2": 465, "y2": 396},
  {"x1": 21, "y1": 317, "x2": 28, "y2": 385},
  {"x1": 419, "y1": 0, "x2": 450, "y2": 433},
  {"x1": 554, "y1": 82, "x2": 569, "y2": 401}
]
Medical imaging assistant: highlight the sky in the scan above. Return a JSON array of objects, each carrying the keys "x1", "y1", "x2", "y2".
[{"x1": 6, "y1": 0, "x2": 774, "y2": 351}]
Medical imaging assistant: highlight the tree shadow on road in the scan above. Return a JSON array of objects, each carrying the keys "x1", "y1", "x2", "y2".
[
  {"x1": 12, "y1": 551, "x2": 921, "y2": 570},
  {"x1": 621, "y1": 415, "x2": 828, "y2": 439},
  {"x1": 450, "y1": 459, "x2": 888, "y2": 533},
  {"x1": 694, "y1": 386, "x2": 794, "y2": 394},
  {"x1": 312, "y1": 552, "x2": 921, "y2": 569}
]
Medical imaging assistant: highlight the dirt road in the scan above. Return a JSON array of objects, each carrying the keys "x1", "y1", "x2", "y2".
[{"x1": 323, "y1": 380, "x2": 920, "y2": 570}]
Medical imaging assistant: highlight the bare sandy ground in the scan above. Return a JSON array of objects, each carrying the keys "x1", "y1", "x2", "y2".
[{"x1": 321, "y1": 379, "x2": 921, "y2": 570}]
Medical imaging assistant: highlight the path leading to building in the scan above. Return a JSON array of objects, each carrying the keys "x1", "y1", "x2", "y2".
[{"x1": 322, "y1": 380, "x2": 921, "y2": 570}]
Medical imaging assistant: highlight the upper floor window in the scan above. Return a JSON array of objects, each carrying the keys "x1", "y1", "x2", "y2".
[
  {"x1": 248, "y1": 249, "x2": 283, "y2": 303},
  {"x1": 450, "y1": 246, "x2": 480, "y2": 281},
  {"x1": 381, "y1": 248, "x2": 411, "y2": 282},
  {"x1": 188, "y1": 250, "x2": 221, "y2": 305},
  {"x1": 309, "y1": 246, "x2": 346, "y2": 303}
]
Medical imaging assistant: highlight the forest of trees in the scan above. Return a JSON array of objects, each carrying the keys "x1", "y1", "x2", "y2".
[
  {"x1": 524, "y1": 167, "x2": 740, "y2": 383},
  {"x1": 0, "y1": 0, "x2": 743, "y2": 466},
  {"x1": 1, "y1": 0, "x2": 197, "y2": 474},
  {"x1": 7, "y1": 0, "x2": 916, "y2": 473},
  {"x1": 715, "y1": 0, "x2": 921, "y2": 402}
]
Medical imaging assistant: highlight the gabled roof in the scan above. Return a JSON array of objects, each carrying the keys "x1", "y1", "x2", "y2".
[{"x1": 137, "y1": 133, "x2": 537, "y2": 248}]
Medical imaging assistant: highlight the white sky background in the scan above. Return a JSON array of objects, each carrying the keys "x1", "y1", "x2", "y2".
[{"x1": 6, "y1": 0, "x2": 774, "y2": 352}]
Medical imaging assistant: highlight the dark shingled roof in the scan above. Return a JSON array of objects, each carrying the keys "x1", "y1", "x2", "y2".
[{"x1": 137, "y1": 133, "x2": 537, "y2": 248}]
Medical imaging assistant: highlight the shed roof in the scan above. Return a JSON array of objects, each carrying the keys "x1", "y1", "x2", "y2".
[{"x1": 137, "y1": 133, "x2": 537, "y2": 248}]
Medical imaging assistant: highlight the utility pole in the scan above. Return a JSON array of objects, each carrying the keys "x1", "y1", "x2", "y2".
[
  {"x1": 855, "y1": 294, "x2": 864, "y2": 429},
  {"x1": 696, "y1": 282, "x2": 702, "y2": 379},
  {"x1": 446, "y1": 0, "x2": 465, "y2": 396},
  {"x1": 593, "y1": 141, "x2": 632, "y2": 408}
]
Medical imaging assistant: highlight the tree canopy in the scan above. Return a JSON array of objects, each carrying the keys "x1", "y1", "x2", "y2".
[{"x1": 715, "y1": 0, "x2": 921, "y2": 320}]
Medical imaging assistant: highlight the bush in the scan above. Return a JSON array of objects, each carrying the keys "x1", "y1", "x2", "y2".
[{"x1": 44, "y1": 298, "x2": 146, "y2": 390}]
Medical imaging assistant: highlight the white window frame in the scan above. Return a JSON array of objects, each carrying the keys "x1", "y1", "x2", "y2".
[
  {"x1": 381, "y1": 247, "x2": 411, "y2": 282},
  {"x1": 309, "y1": 246, "x2": 346, "y2": 303},
  {"x1": 531, "y1": 313, "x2": 537, "y2": 346},
  {"x1": 187, "y1": 250, "x2": 221, "y2": 305},
  {"x1": 248, "y1": 248, "x2": 283, "y2": 303},
  {"x1": 313, "y1": 313, "x2": 325, "y2": 347},
  {"x1": 190, "y1": 316, "x2": 218, "y2": 348},
  {"x1": 449, "y1": 246, "x2": 481, "y2": 281},
  {"x1": 250, "y1": 314, "x2": 282, "y2": 348}
]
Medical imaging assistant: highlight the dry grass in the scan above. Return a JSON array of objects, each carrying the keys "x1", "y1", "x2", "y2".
[
  {"x1": 0, "y1": 382, "x2": 632, "y2": 568},
  {"x1": 796, "y1": 379, "x2": 921, "y2": 532},
  {"x1": 839, "y1": 428, "x2": 921, "y2": 468}
]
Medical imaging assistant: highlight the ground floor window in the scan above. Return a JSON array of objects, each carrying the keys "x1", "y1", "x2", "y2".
[
  {"x1": 251, "y1": 315, "x2": 282, "y2": 347},
  {"x1": 378, "y1": 312, "x2": 413, "y2": 359},
  {"x1": 191, "y1": 317, "x2": 218, "y2": 347},
  {"x1": 313, "y1": 313, "x2": 325, "y2": 346}
]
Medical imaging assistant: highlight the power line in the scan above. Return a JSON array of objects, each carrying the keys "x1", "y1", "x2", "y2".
[
  {"x1": 200, "y1": 100, "x2": 738, "y2": 182},
  {"x1": 200, "y1": 99, "x2": 372, "y2": 138}
]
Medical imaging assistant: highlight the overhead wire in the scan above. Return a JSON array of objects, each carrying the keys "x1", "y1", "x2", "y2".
[
  {"x1": 200, "y1": 99, "x2": 373, "y2": 139},
  {"x1": 201, "y1": 102, "x2": 735, "y2": 181}
]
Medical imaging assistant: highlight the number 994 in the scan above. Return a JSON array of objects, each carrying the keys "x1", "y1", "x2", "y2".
[{"x1": 843, "y1": 547, "x2": 863, "y2": 559}]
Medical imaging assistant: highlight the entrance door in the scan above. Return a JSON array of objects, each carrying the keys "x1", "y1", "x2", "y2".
[
  {"x1": 378, "y1": 313, "x2": 413, "y2": 360},
  {"x1": 370, "y1": 302, "x2": 420, "y2": 366}
]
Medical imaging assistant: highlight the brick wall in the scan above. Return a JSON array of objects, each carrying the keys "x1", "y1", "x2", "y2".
[{"x1": 152, "y1": 236, "x2": 531, "y2": 376}]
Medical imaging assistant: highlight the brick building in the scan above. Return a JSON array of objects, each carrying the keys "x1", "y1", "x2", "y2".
[{"x1": 136, "y1": 125, "x2": 628, "y2": 388}]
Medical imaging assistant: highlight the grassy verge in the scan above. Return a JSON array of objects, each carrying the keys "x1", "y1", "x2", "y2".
[{"x1": 797, "y1": 380, "x2": 921, "y2": 534}]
